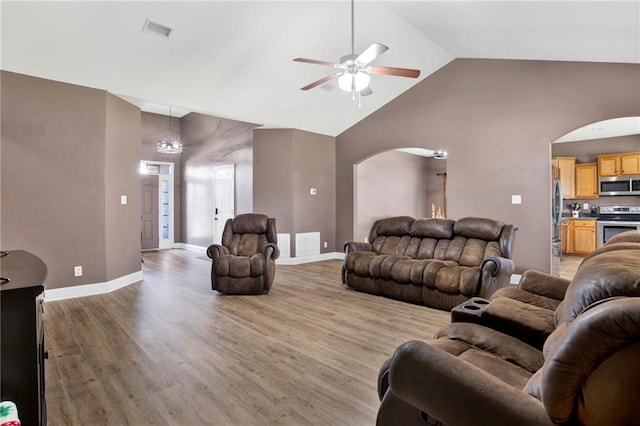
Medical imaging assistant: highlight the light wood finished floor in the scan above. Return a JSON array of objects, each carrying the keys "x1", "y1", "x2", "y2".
[
  {"x1": 45, "y1": 250, "x2": 450, "y2": 425},
  {"x1": 559, "y1": 255, "x2": 583, "y2": 281}
]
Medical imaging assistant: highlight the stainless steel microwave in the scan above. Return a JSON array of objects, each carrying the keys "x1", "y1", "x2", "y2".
[{"x1": 599, "y1": 175, "x2": 640, "y2": 196}]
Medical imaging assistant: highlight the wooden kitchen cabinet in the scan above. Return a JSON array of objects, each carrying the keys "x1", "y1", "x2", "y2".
[
  {"x1": 552, "y1": 157, "x2": 575, "y2": 199},
  {"x1": 598, "y1": 154, "x2": 620, "y2": 176},
  {"x1": 561, "y1": 220, "x2": 570, "y2": 254},
  {"x1": 621, "y1": 152, "x2": 640, "y2": 175},
  {"x1": 569, "y1": 220, "x2": 597, "y2": 255},
  {"x1": 598, "y1": 152, "x2": 640, "y2": 176},
  {"x1": 574, "y1": 163, "x2": 598, "y2": 198}
]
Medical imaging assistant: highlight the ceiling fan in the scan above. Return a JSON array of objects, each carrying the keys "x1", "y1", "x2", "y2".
[{"x1": 294, "y1": 0, "x2": 420, "y2": 99}]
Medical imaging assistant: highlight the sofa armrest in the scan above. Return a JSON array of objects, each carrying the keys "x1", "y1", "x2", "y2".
[
  {"x1": 479, "y1": 256, "x2": 515, "y2": 298},
  {"x1": 263, "y1": 242, "x2": 280, "y2": 260},
  {"x1": 384, "y1": 340, "x2": 553, "y2": 426},
  {"x1": 343, "y1": 241, "x2": 372, "y2": 255},
  {"x1": 207, "y1": 244, "x2": 229, "y2": 259},
  {"x1": 517, "y1": 270, "x2": 570, "y2": 301}
]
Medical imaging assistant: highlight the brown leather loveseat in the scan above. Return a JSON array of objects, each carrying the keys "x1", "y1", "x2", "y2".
[
  {"x1": 377, "y1": 232, "x2": 640, "y2": 425},
  {"x1": 342, "y1": 216, "x2": 517, "y2": 310}
]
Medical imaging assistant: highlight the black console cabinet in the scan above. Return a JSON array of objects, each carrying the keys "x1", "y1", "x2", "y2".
[{"x1": 1, "y1": 250, "x2": 47, "y2": 426}]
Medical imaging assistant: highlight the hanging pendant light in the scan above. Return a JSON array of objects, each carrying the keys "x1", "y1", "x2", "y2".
[{"x1": 156, "y1": 106, "x2": 183, "y2": 154}]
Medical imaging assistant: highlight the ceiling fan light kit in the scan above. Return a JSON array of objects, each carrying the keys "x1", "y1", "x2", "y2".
[{"x1": 294, "y1": 0, "x2": 420, "y2": 101}]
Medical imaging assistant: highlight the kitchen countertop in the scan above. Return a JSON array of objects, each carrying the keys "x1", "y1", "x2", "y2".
[{"x1": 561, "y1": 215, "x2": 598, "y2": 220}]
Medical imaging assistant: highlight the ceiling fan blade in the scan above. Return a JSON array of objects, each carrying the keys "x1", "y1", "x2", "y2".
[
  {"x1": 300, "y1": 73, "x2": 340, "y2": 91},
  {"x1": 294, "y1": 58, "x2": 340, "y2": 67},
  {"x1": 368, "y1": 66, "x2": 421, "y2": 79},
  {"x1": 355, "y1": 42, "x2": 389, "y2": 65},
  {"x1": 359, "y1": 86, "x2": 373, "y2": 97}
]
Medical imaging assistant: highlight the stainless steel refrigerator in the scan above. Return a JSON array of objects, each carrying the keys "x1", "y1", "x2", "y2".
[{"x1": 551, "y1": 178, "x2": 563, "y2": 276}]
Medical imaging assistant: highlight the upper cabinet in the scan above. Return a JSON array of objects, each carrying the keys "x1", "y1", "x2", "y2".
[
  {"x1": 598, "y1": 152, "x2": 640, "y2": 176},
  {"x1": 575, "y1": 163, "x2": 598, "y2": 198},
  {"x1": 552, "y1": 157, "x2": 575, "y2": 199},
  {"x1": 621, "y1": 153, "x2": 640, "y2": 175}
]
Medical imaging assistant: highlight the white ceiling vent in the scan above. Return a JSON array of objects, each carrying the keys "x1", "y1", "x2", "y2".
[{"x1": 142, "y1": 19, "x2": 173, "y2": 39}]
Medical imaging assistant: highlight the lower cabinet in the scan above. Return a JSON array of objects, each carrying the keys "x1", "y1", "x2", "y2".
[{"x1": 567, "y1": 220, "x2": 597, "y2": 255}]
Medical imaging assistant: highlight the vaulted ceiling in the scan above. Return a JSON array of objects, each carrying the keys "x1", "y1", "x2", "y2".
[{"x1": 2, "y1": 1, "x2": 639, "y2": 136}]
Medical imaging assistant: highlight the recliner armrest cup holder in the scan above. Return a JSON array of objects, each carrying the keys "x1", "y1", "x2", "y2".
[{"x1": 451, "y1": 297, "x2": 490, "y2": 322}]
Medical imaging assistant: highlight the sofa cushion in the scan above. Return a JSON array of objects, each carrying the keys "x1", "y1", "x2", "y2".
[
  {"x1": 371, "y1": 216, "x2": 413, "y2": 238},
  {"x1": 372, "y1": 235, "x2": 413, "y2": 255},
  {"x1": 435, "y1": 266, "x2": 481, "y2": 295},
  {"x1": 454, "y1": 217, "x2": 504, "y2": 241},
  {"x1": 410, "y1": 218, "x2": 455, "y2": 239},
  {"x1": 230, "y1": 213, "x2": 269, "y2": 234},
  {"x1": 345, "y1": 251, "x2": 377, "y2": 276},
  {"x1": 226, "y1": 233, "x2": 269, "y2": 257},
  {"x1": 214, "y1": 253, "x2": 264, "y2": 278}
]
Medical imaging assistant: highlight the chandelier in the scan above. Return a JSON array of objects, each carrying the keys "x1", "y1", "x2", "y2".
[{"x1": 156, "y1": 106, "x2": 183, "y2": 154}]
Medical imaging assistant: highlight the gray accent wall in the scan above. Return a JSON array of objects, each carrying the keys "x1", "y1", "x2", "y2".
[
  {"x1": 254, "y1": 128, "x2": 336, "y2": 256},
  {"x1": 336, "y1": 59, "x2": 640, "y2": 273},
  {"x1": 1, "y1": 71, "x2": 142, "y2": 289},
  {"x1": 180, "y1": 113, "x2": 258, "y2": 248}
]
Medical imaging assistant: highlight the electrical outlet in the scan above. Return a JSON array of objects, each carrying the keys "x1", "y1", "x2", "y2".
[
  {"x1": 74, "y1": 266, "x2": 83, "y2": 277},
  {"x1": 121, "y1": 195, "x2": 128, "y2": 205},
  {"x1": 323, "y1": 241, "x2": 328, "y2": 248},
  {"x1": 310, "y1": 188, "x2": 317, "y2": 195}
]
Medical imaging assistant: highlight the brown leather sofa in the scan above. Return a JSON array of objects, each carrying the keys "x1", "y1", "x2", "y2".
[
  {"x1": 206, "y1": 214, "x2": 279, "y2": 294},
  {"x1": 377, "y1": 234, "x2": 640, "y2": 426},
  {"x1": 455, "y1": 229, "x2": 640, "y2": 349},
  {"x1": 342, "y1": 216, "x2": 517, "y2": 310}
]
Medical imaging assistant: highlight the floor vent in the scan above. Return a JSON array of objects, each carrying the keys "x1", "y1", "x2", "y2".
[
  {"x1": 296, "y1": 232, "x2": 320, "y2": 257},
  {"x1": 142, "y1": 19, "x2": 173, "y2": 39}
]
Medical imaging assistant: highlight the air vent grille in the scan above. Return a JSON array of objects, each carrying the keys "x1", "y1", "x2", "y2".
[{"x1": 142, "y1": 19, "x2": 173, "y2": 38}]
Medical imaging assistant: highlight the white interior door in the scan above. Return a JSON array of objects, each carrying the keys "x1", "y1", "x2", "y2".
[{"x1": 213, "y1": 164, "x2": 235, "y2": 244}]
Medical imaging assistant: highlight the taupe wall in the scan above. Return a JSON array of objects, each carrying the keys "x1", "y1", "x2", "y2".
[
  {"x1": 180, "y1": 113, "x2": 258, "y2": 248},
  {"x1": 1, "y1": 71, "x2": 141, "y2": 289},
  {"x1": 105, "y1": 94, "x2": 142, "y2": 280},
  {"x1": 336, "y1": 59, "x2": 640, "y2": 273},
  {"x1": 254, "y1": 128, "x2": 336, "y2": 256},
  {"x1": 354, "y1": 150, "x2": 431, "y2": 241},
  {"x1": 140, "y1": 112, "x2": 183, "y2": 243}
]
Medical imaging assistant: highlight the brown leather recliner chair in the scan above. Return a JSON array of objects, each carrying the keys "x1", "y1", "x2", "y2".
[
  {"x1": 377, "y1": 237, "x2": 640, "y2": 426},
  {"x1": 206, "y1": 214, "x2": 279, "y2": 295}
]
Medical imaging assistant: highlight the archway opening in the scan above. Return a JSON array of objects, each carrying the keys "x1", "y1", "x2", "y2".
[{"x1": 353, "y1": 148, "x2": 447, "y2": 242}]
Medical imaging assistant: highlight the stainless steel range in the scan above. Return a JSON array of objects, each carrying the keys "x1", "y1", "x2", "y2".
[{"x1": 596, "y1": 205, "x2": 640, "y2": 248}]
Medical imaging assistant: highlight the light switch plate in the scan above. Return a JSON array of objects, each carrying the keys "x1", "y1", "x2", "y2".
[
  {"x1": 511, "y1": 195, "x2": 522, "y2": 204},
  {"x1": 310, "y1": 188, "x2": 317, "y2": 195}
]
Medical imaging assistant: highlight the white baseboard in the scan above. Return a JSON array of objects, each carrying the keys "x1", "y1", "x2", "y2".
[
  {"x1": 276, "y1": 252, "x2": 344, "y2": 265},
  {"x1": 44, "y1": 270, "x2": 143, "y2": 302},
  {"x1": 174, "y1": 243, "x2": 207, "y2": 254}
]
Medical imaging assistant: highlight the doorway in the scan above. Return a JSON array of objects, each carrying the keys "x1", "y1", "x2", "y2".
[
  {"x1": 213, "y1": 164, "x2": 235, "y2": 244},
  {"x1": 353, "y1": 149, "x2": 446, "y2": 242},
  {"x1": 140, "y1": 161, "x2": 175, "y2": 250}
]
